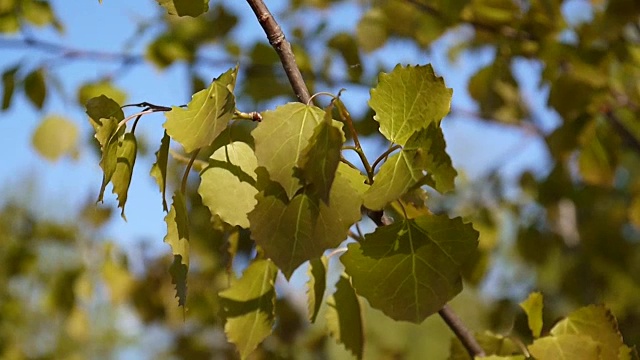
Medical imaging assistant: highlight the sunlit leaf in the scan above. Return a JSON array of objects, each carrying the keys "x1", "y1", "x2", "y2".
[
  {"x1": 164, "y1": 192, "x2": 190, "y2": 307},
  {"x1": 252, "y1": 102, "x2": 326, "y2": 199},
  {"x1": 519, "y1": 292, "x2": 544, "y2": 338},
  {"x1": 156, "y1": 0, "x2": 209, "y2": 17},
  {"x1": 297, "y1": 109, "x2": 345, "y2": 203},
  {"x1": 199, "y1": 141, "x2": 258, "y2": 228},
  {"x1": 341, "y1": 215, "x2": 478, "y2": 322},
  {"x1": 24, "y1": 68, "x2": 46, "y2": 109},
  {"x1": 249, "y1": 167, "x2": 363, "y2": 278},
  {"x1": 78, "y1": 81, "x2": 127, "y2": 106},
  {"x1": 357, "y1": 8, "x2": 388, "y2": 52},
  {"x1": 326, "y1": 275, "x2": 364, "y2": 360},
  {"x1": 22, "y1": 0, "x2": 55, "y2": 27},
  {"x1": 306, "y1": 256, "x2": 327, "y2": 323},
  {"x1": 528, "y1": 334, "x2": 599, "y2": 360},
  {"x1": 31, "y1": 115, "x2": 79, "y2": 161},
  {"x1": 551, "y1": 305, "x2": 630, "y2": 360},
  {"x1": 164, "y1": 66, "x2": 237, "y2": 153},
  {"x1": 369, "y1": 64, "x2": 452, "y2": 145},
  {"x1": 219, "y1": 259, "x2": 278, "y2": 359},
  {"x1": 150, "y1": 131, "x2": 170, "y2": 212},
  {"x1": 1, "y1": 65, "x2": 18, "y2": 110},
  {"x1": 449, "y1": 331, "x2": 523, "y2": 360},
  {"x1": 111, "y1": 133, "x2": 137, "y2": 219},
  {"x1": 364, "y1": 124, "x2": 456, "y2": 210},
  {"x1": 95, "y1": 117, "x2": 124, "y2": 202}
]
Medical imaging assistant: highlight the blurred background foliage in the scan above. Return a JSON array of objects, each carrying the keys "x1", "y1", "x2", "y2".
[{"x1": 1, "y1": 0, "x2": 640, "y2": 358}]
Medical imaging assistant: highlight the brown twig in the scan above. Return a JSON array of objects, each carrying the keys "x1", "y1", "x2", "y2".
[
  {"x1": 245, "y1": 0, "x2": 484, "y2": 357},
  {"x1": 439, "y1": 305, "x2": 486, "y2": 358},
  {"x1": 245, "y1": 0, "x2": 311, "y2": 103}
]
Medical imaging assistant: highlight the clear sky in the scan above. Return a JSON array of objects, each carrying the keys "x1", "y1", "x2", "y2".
[{"x1": 0, "y1": 0, "x2": 555, "y2": 264}]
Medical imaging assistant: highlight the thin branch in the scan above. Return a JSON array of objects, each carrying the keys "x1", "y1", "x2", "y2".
[
  {"x1": 245, "y1": 0, "x2": 311, "y2": 103},
  {"x1": 372, "y1": 144, "x2": 402, "y2": 173},
  {"x1": 439, "y1": 305, "x2": 486, "y2": 358}
]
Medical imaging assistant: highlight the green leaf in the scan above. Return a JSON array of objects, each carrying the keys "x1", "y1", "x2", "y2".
[
  {"x1": 2, "y1": 65, "x2": 18, "y2": 110},
  {"x1": 528, "y1": 334, "x2": 600, "y2": 360},
  {"x1": 341, "y1": 215, "x2": 478, "y2": 323},
  {"x1": 164, "y1": 192, "x2": 190, "y2": 307},
  {"x1": 252, "y1": 102, "x2": 327, "y2": 199},
  {"x1": 356, "y1": 8, "x2": 389, "y2": 52},
  {"x1": 306, "y1": 256, "x2": 327, "y2": 323},
  {"x1": 219, "y1": 259, "x2": 278, "y2": 359},
  {"x1": 78, "y1": 81, "x2": 127, "y2": 106},
  {"x1": 156, "y1": 0, "x2": 208, "y2": 17},
  {"x1": 95, "y1": 117, "x2": 125, "y2": 203},
  {"x1": 449, "y1": 331, "x2": 523, "y2": 360},
  {"x1": 111, "y1": 133, "x2": 137, "y2": 220},
  {"x1": 248, "y1": 167, "x2": 363, "y2": 278},
  {"x1": 328, "y1": 33, "x2": 363, "y2": 82},
  {"x1": 164, "y1": 66, "x2": 237, "y2": 153},
  {"x1": 23, "y1": 0, "x2": 55, "y2": 27},
  {"x1": 364, "y1": 123, "x2": 456, "y2": 210},
  {"x1": 519, "y1": 291, "x2": 544, "y2": 338},
  {"x1": 550, "y1": 305, "x2": 629, "y2": 360},
  {"x1": 85, "y1": 95, "x2": 125, "y2": 131},
  {"x1": 326, "y1": 275, "x2": 364, "y2": 360},
  {"x1": 369, "y1": 64, "x2": 452, "y2": 145},
  {"x1": 31, "y1": 115, "x2": 79, "y2": 161},
  {"x1": 150, "y1": 131, "x2": 170, "y2": 212},
  {"x1": 297, "y1": 109, "x2": 345, "y2": 203},
  {"x1": 198, "y1": 141, "x2": 258, "y2": 228},
  {"x1": 24, "y1": 68, "x2": 46, "y2": 109}
]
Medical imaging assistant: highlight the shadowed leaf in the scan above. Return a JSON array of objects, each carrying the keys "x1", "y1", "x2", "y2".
[
  {"x1": 219, "y1": 259, "x2": 278, "y2": 359},
  {"x1": 164, "y1": 192, "x2": 190, "y2": 307},
  {"x1": 156, "y1": 0, "x2": 208, "y2": 17},
  {"x1": 24, "y1": 68, "x2": 47, "y2": 109},
  {"x1": 249, "y1": 167, "x2": 363, "y2": 278},
  {"x1": 150, "y1": 131, "x2": 170, "y2": 212},
  {"x1": 199, "y1": 141, "x2": 258, "y2": 228},
  {"x1": 326, "y1": 275, "x2": 364, "y2": 360},
  {"x1": 307, "y1": 256, "x2": 327, "y2": 323},
  {"x1": 341, "y1": 215, "x2": 478, "y2": 322}
]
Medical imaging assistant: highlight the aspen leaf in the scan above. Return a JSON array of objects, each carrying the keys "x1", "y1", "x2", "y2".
[
  {"x1": 307, "y1": 256, "x2": 327, "y2": 323},
  {"x1": 164, "y1": 192, "x2": 190, "y2": 307},
  {"x1": 369, "y1": 64, "x2": 452, "y2": 145},
  {"x1": 2, "y1": 65, "x2": 18, "y2": 109},
  {"x1": 297, "y1": 109, "x2": 345, "y2": 203},
  {"x1": 252, "y1": 102, "x2": 327, "y2": 199},
  {"x1": 248, "y1": 168, "x2": 363, "y2": 278},
  {"x1": 156, "y1": 0, "x2": 208, "y2": 17},
  {"x1": 150, "y1": 131, "x2": 170, "y2": 212},
  {"x1": 519, "y1": 292, "x2": 544, "y2": 338},
  {"x1": 341, "y1": 215, "x2": 478, "y2": 322},
  {"x1": 32, "y1": 115, "x2": 79, "y2": 162},
  {"x1": 219, "y1": 259, "x2": 277, "y2": 359},
  {"x1": 164, "y1": 66, "x2": 237, "y2": 153},
  {"x1": 198, "y1": 141, "x2": 258, "y2": 228},
  {"x1": 111, "y1": 133, "x2": 137, "y2": 220},
  {"x1": 326, "y1": 275, "x2": 364, "y2": 360}
]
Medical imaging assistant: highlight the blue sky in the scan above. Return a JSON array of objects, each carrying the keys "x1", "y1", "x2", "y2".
[{"x1": 0, "y1": 0, "x2": 556, "y2": 263}]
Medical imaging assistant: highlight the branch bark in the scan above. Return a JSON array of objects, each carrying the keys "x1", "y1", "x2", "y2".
[
  {"x1": 245, "y1": 0, "x2": 311, "y2": 103},
  {"x1": 245, "y1": 0, "x2": 484, "y2": 357}
]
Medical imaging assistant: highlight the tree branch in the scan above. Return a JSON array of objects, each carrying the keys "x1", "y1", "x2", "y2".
[
  {"x1": 245, "y1": 0, "x2": 311, "y2": 103},
  {"x1": 439, "y1": 305, "x2": 486, "y2": 358},
  {"x1": 245, "y1": 0, "x2": 484, "y2": 357}
]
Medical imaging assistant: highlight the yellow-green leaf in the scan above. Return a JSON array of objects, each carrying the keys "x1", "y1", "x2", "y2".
[
  {"x1": 219, "y1": 259, "x2": 277, "y2": 359},
  {"x1": 78, "y1": 81, "x2": 127, "y2": 106},
  {"x1": 111, "y1": 133, "x2": 137, "y2": 219},
  {"x1": 156, "y1": 0, "x2": 208, "y2": 17},
  {"x1": 519, "y1": 291, "x2": 544, "y2": 338},
  {"x1": 164, "y1": 66, "x2": 237, "y2": 153},
  {"x1": 369, "y1": 64, "x2": 452, "y2": 145},
  {"x1": 198, "y1": 141, "x2": 258, "y2": 228},
  {"x1": 164, "y1": 192, "x2": 190, "y2": 307},
  {"x1": 528, "y1": 334, "x2": 599, "y2": 360},
  {"x1": 31, "y1": 115, "x2": 79, "y2": 161},
  {"x1": 150, "y1": 131, "x2": 170, "y2": 212}
]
